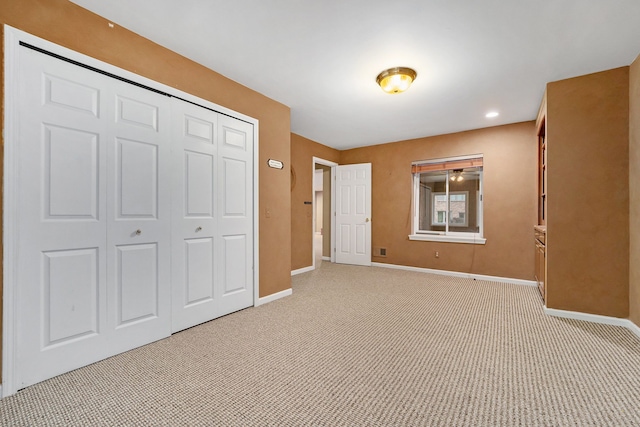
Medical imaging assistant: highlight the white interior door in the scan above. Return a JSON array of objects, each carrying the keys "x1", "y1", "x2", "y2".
[
  {"x1": 15, "y1": 45, "x2": 172, "y2": 389},
  {"x1": 171, "y1": 99, "x2": 219, "y2": 332},
  {"x1": 217, "y1": 114, "x2": 255, "y2": 317},
  {"x1": 106, "y1": 81, "x2": 172, "y2": 350},
  {"x1": 335, "y1": 163, "x2": 372, "y2": 266},
  {"x1": 171, "y1": 101, "x2": 254, "y2": 332},
  {"x1": 16, "y1": 45, "x2": 110, "y2": 388}
]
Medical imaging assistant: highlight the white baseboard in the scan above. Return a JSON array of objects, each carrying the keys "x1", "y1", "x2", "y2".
[
  {"x1": 322, "y1": 256, "x2": 331, "y2": 261},
  {"x1": 544, "y1": 306, "x2": 640, "y2": 341},
  {"x1": 291, "y1": 266, "x2": 314, "y2": 276},
  {"x1": 543, "y1": 306, "x2": 629, "y2": 326},
  {"x1": 371, "y1": 262, "x2": 537, "y2": 287},
  {"x1": 628, "y1": 320, "x2": 640, "y2": 341},
  {"x1": 255, "y1": 288, "x2": 292, "y2": 307}
]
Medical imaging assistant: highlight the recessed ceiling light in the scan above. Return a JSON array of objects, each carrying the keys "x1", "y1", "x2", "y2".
[{"x1": 485, "y1": 111, "x2": 499, "y2": 118}]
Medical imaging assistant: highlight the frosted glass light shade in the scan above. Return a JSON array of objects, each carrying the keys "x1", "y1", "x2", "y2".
[{"x1": 376, "y1": 67, "x2": 417, "y2": 94}]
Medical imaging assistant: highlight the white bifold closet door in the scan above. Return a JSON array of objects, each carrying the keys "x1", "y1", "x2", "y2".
[
  {"x1": 171, "y1": 99, "x2": 254, "y2": 333},
  {"x1": 16, "y1": 45, "x2": 172, "y2": 389},
  {"x1": 13, "y1": 41, "x2": 256, "y2": 390}
]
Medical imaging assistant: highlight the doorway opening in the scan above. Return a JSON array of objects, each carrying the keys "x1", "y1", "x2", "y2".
[{"x1": 312, "y1": 157, "x2": 338, "y2": 270}]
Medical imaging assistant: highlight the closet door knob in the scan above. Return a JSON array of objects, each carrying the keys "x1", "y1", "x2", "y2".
[
  {"x1": 196, "y1": 226, "x2": 202, "y2": 232},
  {"x1": 135, "y1": 229, "x2": 142, "y2": 235}
]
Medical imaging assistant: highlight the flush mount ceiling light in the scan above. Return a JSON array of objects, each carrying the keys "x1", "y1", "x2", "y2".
[
  {"x1": 376, "y1": 67, "x2": 417, "y2": 94},
  {"x1": 485, "y1": 111, "x2": 499, "y2": 118},
  {"x1": 450, "y1": 169, "x2": 464, "y2": 182}
]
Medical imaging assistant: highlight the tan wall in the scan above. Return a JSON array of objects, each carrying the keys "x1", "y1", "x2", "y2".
[
  {"x1": 340, "y1": 122, "x2": 537, "y2": 280},
  {"x1": 630, "y1": 55, "x2": 640, "y2": 326},
  {"x1": 546, "y1": 67, "x2": 629, "y2": 317},
  {"x1": 1, "y1": 0, "x2": 293, "y2": 379},
  {"x1": 290, "y1": 133, "x2": 340, "y2": 270}
]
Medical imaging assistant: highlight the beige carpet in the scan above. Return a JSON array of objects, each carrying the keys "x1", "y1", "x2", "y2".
[{"x1": 2, "y1": 263, "x2": 640, "y2": 426}]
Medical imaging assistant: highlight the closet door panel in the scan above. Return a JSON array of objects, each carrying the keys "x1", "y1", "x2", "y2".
[
  {"x1": 44, "y1": 125, "x2": 99, "y2": 219},
  {"x1": 115, "y1": 243, "x2": 159, "y2": 326},
  {"x1": 16, "y1": 46, "x2": 109, "y2": 389},
  {"x1": 184, "y1": 238, "x2": 215, "y2": 305},
  {"x1": 222, "y1": 157, "x2": 248, "y2": 216},
  {"x1": 116, "y1": 138, "x2": 159, "y2": 218},
  {"x1": 217, "y1": 115, "x2": 254, "y2": 316},
  {"x1": 222, "y1": 235, "x2": 248, "y2": 295},
  {"x1": 106, "y1": 81, "x2": 171, "y2": 350},
  {"x1": 171, "y1": 98, "x2": 219, "y2": 333},
  {"x1": 185, "y1": 151, "x2": 215, "y2": 217},
  {"x1": 43, "y1": 248, "x2": 100, "y2": 344}
]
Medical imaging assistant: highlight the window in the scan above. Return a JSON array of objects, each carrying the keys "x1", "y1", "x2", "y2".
[
  {"x1": 410, "y1": 155, "x2": 485, "y2": 244},
  {"x1": 432, "y1": 191, "x2": 469, "y2": 227}
]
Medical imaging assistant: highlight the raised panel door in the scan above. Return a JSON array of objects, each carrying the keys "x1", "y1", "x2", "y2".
[
  {"x1": 170, "y1": 98, "x2": 218, "y2": 332},
  {"x1": 106, "y1": 81, "x2": 172, "y2": 350},
  {"x1": 335, "y1": 164, "x2": 372, "y2": 266},
  {"x1": 16, "y1": 46, "x2": 109, "y2": 389},
  {"x1": 217, "y1": 115, "x2": 254, "y2": 316}
]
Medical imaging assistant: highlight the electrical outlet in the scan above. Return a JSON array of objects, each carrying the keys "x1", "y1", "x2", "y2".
[{"x1": 435, "y1": 251, "x2": 439, "y2": 258}]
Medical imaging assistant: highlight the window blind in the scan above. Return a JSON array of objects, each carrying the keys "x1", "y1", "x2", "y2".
[{"x1": 411, "y1": 157, "x2": 483, "y2": 174}]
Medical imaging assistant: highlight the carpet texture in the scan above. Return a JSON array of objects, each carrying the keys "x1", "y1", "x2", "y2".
[{"x1": 1, "y1": 263, "x2": 640, "y2": 426}]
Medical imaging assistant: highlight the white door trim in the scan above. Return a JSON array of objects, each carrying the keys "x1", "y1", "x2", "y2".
[
  {"x1": 252, "y1": 123, "x2": 260, "y2": 309},
  {"x1": 2, "y1": 25, "x2": 20, "y2": 400},
  {"x1": 312, "y1": 157, "x2": 338, "y2": 269},
  {"x1": 2, "y1": 25, "x2": 260, "y2": 397}
]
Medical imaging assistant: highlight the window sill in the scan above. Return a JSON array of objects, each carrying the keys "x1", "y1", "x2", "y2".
[{"x1": 408, "y1": 234, "x2": 487, "y2": 245}]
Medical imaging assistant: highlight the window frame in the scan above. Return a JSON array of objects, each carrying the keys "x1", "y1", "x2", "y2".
[{"x1": 409, "y1": 155, "x2": 486, "y2": 245}]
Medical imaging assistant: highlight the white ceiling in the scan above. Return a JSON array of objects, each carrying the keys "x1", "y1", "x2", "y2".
[{"x1": 70, "y1": 0, "x2": 640, "y2": 150}]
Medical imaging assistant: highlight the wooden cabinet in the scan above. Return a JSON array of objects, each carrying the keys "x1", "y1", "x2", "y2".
[
  {"x1": 537, "y1": 106, "x2": 546, "y2": 226},
  {"x1": 534, "y1": 226, "x2": 546, "y2": 302},
  {"x1": 535, "y1": 93, "x2": 547, "y2": 303}
]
